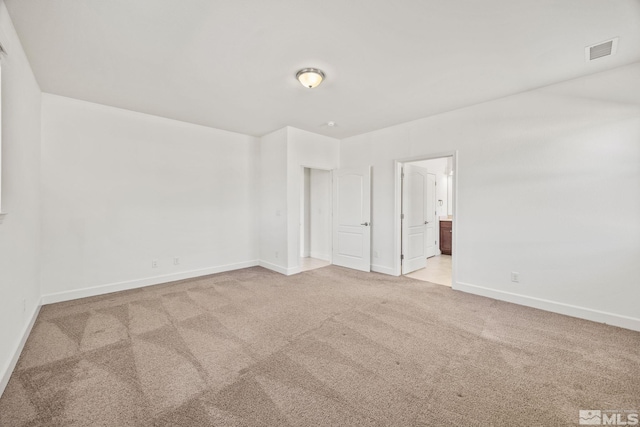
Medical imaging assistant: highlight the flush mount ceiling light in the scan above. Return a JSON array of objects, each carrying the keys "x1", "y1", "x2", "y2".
[{"x1": 296, "y1": 68, "x2": 325, "y2": 88}]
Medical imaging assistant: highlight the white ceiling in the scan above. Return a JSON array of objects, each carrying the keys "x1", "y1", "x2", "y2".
[{"x1": 5, "y1": 0, "x2": 640, "y2": 138}]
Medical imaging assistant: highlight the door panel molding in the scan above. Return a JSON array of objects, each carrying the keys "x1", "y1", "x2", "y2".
[
  {"x1": 402, "y1": 164, "x2": 429, "y2": 274},
  {"x1": 332, "y1": 166, "x2": 371, "y2": 272}
]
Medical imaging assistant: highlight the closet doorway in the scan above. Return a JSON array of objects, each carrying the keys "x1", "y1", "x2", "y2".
[{"x1": 300, "y1": 167, "x2": 332, "y2": 272}]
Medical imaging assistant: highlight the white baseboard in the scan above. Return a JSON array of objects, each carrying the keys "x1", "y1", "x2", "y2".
[
  {"x1": 309, "y1": 252, "x2": 330, "y2": 262},
  {"x1": 371, "y1": 264, "x2": 398, "y2": 276},
  {"x1": 258, "y1": 260, "x2": 288, "y2": 275},
  {"x1": 454, "y1": 281, "x2": 640, "y2": 332},
  {"x1": 258, "y1": 260, "x2": 301, "y2": 276},
  {"x1": 1, "y1": 303, "x2": 41, "y2": 399},
  {"x1": 41, "y1": 260, "x2": 259, "y2": 305}
]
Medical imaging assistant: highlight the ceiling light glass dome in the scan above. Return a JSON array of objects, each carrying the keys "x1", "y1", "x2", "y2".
[{"x1": 296, "y1": 68, "x2": 325, "y2": 88}]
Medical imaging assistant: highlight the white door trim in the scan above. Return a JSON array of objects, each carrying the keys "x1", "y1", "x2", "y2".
[{"x1": 394, "y1": 151, "x2": 458, "y2": 287}]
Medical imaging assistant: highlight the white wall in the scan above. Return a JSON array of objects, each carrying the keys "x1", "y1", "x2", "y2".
[
  {"x1": 40, "y1": 94, "x2": 259, "y2": 301},
  {"x1": 0, "y1": 0, "x2": 42, "y2": 394},
  {"x1": 310, "y1": 169, "x2": 331, "y2": 261},
  {"x1": 286, "y1": 127, "x2": 340, "y2": 273},
  {"x1": 341, "y1": 62, "x2": 640, "y2": 330},
  {"x1": 258, "y1": 126, "x2": 338, "y2": 274},
  {"x1": 259, "y1": 127, "x2": 288, "y2": 273},
  {"x1": 412, "y1": 157, "x2": 447, "y2": 174}
]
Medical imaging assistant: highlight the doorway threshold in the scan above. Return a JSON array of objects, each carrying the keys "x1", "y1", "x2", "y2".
[
  {"x1": 405, "y1": 255, "x2": 452, "y2": 287},
  {"x1": 300, "y1": 257, "x2": 330, "y2": 272}
]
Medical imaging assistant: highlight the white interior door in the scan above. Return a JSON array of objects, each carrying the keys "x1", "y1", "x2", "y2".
[
  {"x1": 332, "y1": 166, "x2": 371, "y2": 272},
  {"x1": 402, "y1": 164, "x2": 429, "y2": 274},
  {"x1": 426, "y1": 173, "x2": 436, "y2": 258}
]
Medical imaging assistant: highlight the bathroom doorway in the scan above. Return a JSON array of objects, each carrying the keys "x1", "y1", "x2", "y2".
[{"x1": 397, "y1": 154, "x2": 455, "y2": 287}]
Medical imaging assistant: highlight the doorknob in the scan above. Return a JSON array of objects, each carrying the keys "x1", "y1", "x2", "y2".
[
  {"x1": 424, "y1": 221, "x2": 429, "y2": 224},
  {"x1": 361, "y1": 222, "x2": 370, "y2": 226}
]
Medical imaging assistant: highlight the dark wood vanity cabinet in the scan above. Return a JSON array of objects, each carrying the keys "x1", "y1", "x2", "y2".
[{"x1": 440, "y1": 221, "x2": 452, "y2": 255}]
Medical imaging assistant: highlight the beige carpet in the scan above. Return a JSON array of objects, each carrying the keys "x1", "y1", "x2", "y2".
[{"x1": 1, "y1": 266, "x2": 638, "y2": 426}]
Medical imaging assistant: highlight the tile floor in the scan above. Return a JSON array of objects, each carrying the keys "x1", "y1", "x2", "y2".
[
  {"x1": 300, "y1": 257, "x2": 331, "y2": 272},
  {"x1": 405, "y1": 255, "x2": 452, "y2": 286}
]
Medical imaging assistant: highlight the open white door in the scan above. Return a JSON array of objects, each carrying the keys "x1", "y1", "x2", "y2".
[
  {"x1": 332, "y1": 166, "x2": 371, "y2": 272},
  {"x1": 402, "y1": 164, "x2": 429, "y2": 274},
  {"x1": 425, "y1": 174, "x2": 437, "y2": 258}
]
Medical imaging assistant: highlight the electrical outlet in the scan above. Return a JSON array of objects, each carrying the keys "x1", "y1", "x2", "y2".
[
  {"x1": 275, "y1": 251, "x2": 279, "y2": 258},
  {"x1": 511, "y1": 272, "x2": 520, "y2": 283},
  {"x1": 152, "y1": 259, "x2": 158, "y2": 268},
  {"x1": 173, "y1": 257, "x2": 180, "y2": 265}
]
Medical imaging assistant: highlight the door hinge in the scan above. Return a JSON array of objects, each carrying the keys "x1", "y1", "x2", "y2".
[
  {"x1": 401, "y1": 254, "x2": 404, "y2": 260},
  {"x1": 401, "y1": 213, "x2": 405, "y2": 219}
]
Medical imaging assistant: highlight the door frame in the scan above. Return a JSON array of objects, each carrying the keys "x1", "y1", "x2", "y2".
[
  {"x1": 298, "y1": 165, "x2": 334, "y2": 265},
  {"x1": 394, "y1": 151, "x2": 458, "y2": 286}
]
